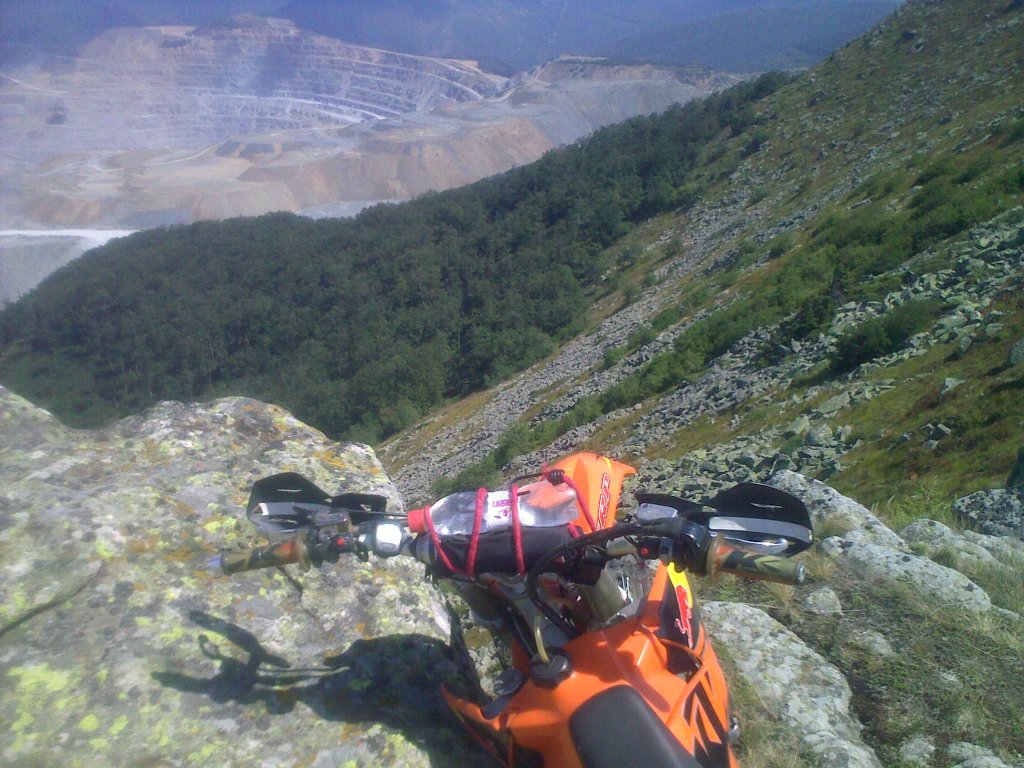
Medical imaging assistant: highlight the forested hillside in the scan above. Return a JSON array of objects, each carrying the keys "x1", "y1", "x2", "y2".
[{"x1": 0, "y1": 74, "x2": 789, "y2": 442}]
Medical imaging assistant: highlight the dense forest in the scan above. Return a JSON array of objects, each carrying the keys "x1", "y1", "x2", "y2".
[{"x1": 0, "y1": 73, "x2": 791, "y2": 442}]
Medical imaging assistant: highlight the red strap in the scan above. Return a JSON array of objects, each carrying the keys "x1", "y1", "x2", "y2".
[
  {"x1": 561, "y1": 474, "x2": 597, "y2": 531},
  {"x1": 423, "y1": 503, "x2": 459, "y2": 575},
  {"x1": 508, "y1": 483, "x2": 526, "y2": 575},
  {"x1": 465, "y1": 487, "x2": 488, "y2": 577}
]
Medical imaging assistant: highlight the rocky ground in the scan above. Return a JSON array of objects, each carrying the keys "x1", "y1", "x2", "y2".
[{"x1": 0, "y1": 387, "x2": 481, "y2": 768}]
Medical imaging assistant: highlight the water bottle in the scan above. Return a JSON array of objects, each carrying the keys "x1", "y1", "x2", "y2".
[{"x1": 407, "y1": 480, "x2": 579, "y2": 535}]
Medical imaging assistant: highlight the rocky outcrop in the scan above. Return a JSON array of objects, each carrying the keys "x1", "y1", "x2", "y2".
[
  {"x1": 702, "y1": 473, "x2": 1023, "y2": 768},
  {"x1": 0, "y1": 386, "x2": 479, "y2": 768},
  {"x1": 703, "y1": 601, "x2": 882, "y2": 768},
  {"x1": 953, "y1": 488, "x2": 1024, "y2": 539},
  {"x1": 4, "y1": 381, "x2": 1022, "y2": 767},
  {"x1": 770, "y1": 473, "x2": 1003, "y2": 614}
]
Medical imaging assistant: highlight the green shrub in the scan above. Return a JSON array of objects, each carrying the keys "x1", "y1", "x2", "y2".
[
  {"x1": 830, "y1": 299, "x2": 945, "y2": 373},
  {"x1": 767, "y1": 232, "x2": 795, "y2": 259},
  {"x1": 602, "y1": 346, "x2": 626, "y2": 369},
  {"x1": 780, "y1": 295, "x2": 837, "y2": 342}
]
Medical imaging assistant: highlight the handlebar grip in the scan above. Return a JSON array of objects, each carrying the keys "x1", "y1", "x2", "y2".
[
  {"x1": 705, "y1": 537, "x2": 806, "y2": 585},
  {"x1": 213, "y1": 539, "x2": 309, "y2": 575}
]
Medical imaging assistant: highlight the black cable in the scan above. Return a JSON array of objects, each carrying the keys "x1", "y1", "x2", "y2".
[{"x1": 524, "y1": 523, "x2": 643, "y2": 640}]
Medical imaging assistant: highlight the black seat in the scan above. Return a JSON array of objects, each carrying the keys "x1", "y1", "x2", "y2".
[{"x1": 569, "y1": 685, "x2": 707, "y2": 768}]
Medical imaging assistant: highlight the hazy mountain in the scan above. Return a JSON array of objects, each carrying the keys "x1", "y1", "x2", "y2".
[
  {"x1": 2, "y1": 1, "x2": 901, "y2": 70},
  {"x1": 602, "y1": 2, "x2": 901, "y2": 71}
]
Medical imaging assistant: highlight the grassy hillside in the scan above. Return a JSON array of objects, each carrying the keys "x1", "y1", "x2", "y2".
[{"x1": 407, "y1": 0, "x2": 1023, "y2": 504}]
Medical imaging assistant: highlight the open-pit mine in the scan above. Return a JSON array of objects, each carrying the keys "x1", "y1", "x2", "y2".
[{"x1": 0, "y1": 15, "x2": 738, "y2": 230}]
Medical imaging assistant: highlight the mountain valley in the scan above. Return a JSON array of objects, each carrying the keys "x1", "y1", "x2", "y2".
[{"x1": 0, "y1": 1, "x2": 1023, "y2": 766}]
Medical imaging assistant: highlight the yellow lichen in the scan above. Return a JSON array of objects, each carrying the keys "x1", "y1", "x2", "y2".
[
  {"x1": 9, "y1": 663, "x2": 71, "y2": 694},
  {"x1": 78, "y1": 714, "x2": 100, "y2": 732},
  {"x1": 186, "y1": 742, "x2": 219, "y2": 762},
  {"x1": 160, "y1": 625, "x2": 185, "y2": 643},
  {"x1": 94, "y1": 537, "x2": 119, "y2": 559},
  {"x1": 313, "y1": 449, "x2": 352, "y2": 472}
]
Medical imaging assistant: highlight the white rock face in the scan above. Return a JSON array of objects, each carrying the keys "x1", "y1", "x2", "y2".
[
  {"x1": 949, "y1": 743, "x2": 1024, "y2": 768},
  {"x1": 900, "y1": 518, "x2": 1001, "y2": 567},
  {"x1": 702, "y1": 601, "x2": 883, "y2": 768},
  {"x1": 819, "y1": 537, "x2": 992, "y2": 613}
]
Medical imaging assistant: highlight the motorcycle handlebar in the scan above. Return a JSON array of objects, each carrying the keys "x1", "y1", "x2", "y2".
[
  {"x1": 211, "y1": 519, "x2": 805, "y2": 587},
  {"x1": 704, "y1": 536, "x2": 805, "y2": 585}
]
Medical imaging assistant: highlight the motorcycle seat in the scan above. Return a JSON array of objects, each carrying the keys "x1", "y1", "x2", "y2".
[{"x1": 569, "y1": 685, "x2": 704, "y2": 768}]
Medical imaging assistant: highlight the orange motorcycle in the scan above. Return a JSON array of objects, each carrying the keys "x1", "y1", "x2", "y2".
[{"x1": 215, "y1": 451, "x2": 812, "y2": 768}]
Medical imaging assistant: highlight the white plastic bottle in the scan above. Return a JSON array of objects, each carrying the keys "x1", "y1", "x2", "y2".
[{"x1": 407, "y1": 481, "x2": 579, "y2": 535}]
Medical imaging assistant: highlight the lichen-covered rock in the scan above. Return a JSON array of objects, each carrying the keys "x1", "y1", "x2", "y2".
[
  {"x1": 1009, "y1": 341, "x2": 1024, "y2": 368},
  {"x1": 899, "y1": 734, "x2": 936, "y2": 767},
  {"x1": 948, "y1": 742, "x2": 1024, "y2": 768},
  {"x1": 702, "y1": 601, "x2": 882, "y2": 768},
  {"x1": 961, "y1": 530, "x2": 1024, "y2": 568},
  {"x1": 844, "y1": 628, "x2": 895, "y2": 660},
  {"x1": 0, "y1": 386, "x2": 479, "y2": 768},
  {"x1": 900, "y1": 519, "x2": 1001, "y2": 567},
  {"x1": 952, "y1": 488, "x2": 1024, "y2": 539},
  {"x1": 804, "y1": 586, "x2": 844, "y2": 616},
  {"x1": 819, "y1": 538, "x2": 992, "y2": 613}
]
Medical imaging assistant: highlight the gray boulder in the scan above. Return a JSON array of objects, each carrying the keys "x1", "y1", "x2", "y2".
[
  {"x1": 949, "y1": 743, "x2": 1023, "y2": 768},
  {"x1": 952, "y1": 488, "x2": 1024, "y2": 539},
  {"x1": 900, "y1": 519, "x2": 1001, "y2": 567},
  {"x1": 899, "y1": 735, "x2": 936, "y2": 767},
  {"x1": 804, "y1": 586, "x2": 844, "y2": 616},
  {"x1": 961, "y1": 531, "x2": 1024, "y2": 568},
  {"x1": 819, "y1": 538, "x2": 992, "y2": 613},
  {"x1": 844, "y1": 628, "x2": 895, "y2": 660},
  {"x1": 0, "y1": 386, "x2": 478, "y2": 768},
  {"x1": 702, "y1": 601, "x2": 882, "y2": 768},
  {"x1": 1009, "y1": 340, "x2": 1024, "y2": 367}
]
